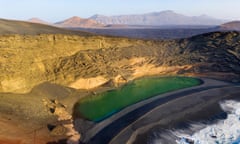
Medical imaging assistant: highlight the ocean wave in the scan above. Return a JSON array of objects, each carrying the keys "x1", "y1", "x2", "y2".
[
  {"x1": 148, "y1": 100, "x2": 240, "y2": 144},
  {"x1": 174, "y1": 100, "x2": 240, "y2": 144}
]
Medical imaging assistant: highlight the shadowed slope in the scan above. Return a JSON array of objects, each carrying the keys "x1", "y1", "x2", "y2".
[
  {"x1": 0, "y1": 18, "x2": 92, "y2": 35},
  {"x1": 219, "y1": 21, "x2": 240, "y2": 31}
]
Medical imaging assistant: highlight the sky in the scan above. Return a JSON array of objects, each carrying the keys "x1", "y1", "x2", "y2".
[{"x1": 0, "y1": 0, "x2": 240, "y2": 22}]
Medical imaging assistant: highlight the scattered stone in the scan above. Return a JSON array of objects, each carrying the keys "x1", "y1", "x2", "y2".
[{"x1": 49, "y1": 125, "x2": 67, "y2": 136}]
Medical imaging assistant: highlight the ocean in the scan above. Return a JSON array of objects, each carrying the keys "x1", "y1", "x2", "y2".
[{"x1": 151, "y1": 100, "x2": 240, "y2": 144}]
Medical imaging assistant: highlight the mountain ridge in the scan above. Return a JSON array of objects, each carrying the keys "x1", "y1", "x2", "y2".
[
  {"x1": 28, "y1": 17, "x2": 50, "y2": 25},
  {"x1": 24, "y1": 10, "x2": 227, "y2": 27},
  {"x1": 0, "y1": 18, "x2": 93, "y2": 35},
  {"x1": 55, "y1": 16, "x2": 103, "y2": 28},
  {"x1": 89, "y1": 10, "x2": 226, "y2": 26}
]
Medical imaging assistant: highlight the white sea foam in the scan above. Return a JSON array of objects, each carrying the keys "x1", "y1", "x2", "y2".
[{"x1": 174, "y1": 100, "x2": 240, "y2": 144}]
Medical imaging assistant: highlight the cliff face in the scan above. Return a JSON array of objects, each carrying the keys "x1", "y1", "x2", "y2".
[
  {"x1": 0, "y1": 34, "x2": 151, "y2": 93},
  {"x1": 0, "y1": 31, "x2": 240, "y2": 93}
]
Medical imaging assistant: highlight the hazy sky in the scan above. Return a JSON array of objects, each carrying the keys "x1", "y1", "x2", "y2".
[{"x1": 0, "y1": 0, "x2": 240, "y2": 22}]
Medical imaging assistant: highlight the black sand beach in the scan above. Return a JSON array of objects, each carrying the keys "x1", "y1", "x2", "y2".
[{"x1": 76, "y1": 78, "x2": 239, "y2": 144}]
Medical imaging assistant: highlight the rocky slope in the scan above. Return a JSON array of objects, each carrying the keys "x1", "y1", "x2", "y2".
[
  {"x1": 0, "y1": 18, "x2": 91, "y2": 35},
  {"x1": 0, "y1": 24, "x2": 239, "y2": 143},
  {"x1": 0, "y1": 31, "x2": 239, "y2": 94},
  {"x1": 0, "y1": 34, "x2": 151, "y2": 93}
]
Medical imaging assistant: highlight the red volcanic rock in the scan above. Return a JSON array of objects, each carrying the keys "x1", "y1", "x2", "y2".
[
  {"x1": 55, "y1": 16, "x2": 103, "y2": 28},
  {"x1": 28, "y1": 18, "x2": 50, "y2": 25}
]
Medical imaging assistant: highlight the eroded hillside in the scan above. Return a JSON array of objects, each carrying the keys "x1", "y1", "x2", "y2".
[
  {"x1": 0, "y1": 31, "x2": 240, "y2": 93},
  {"x1": 0, "y1": 34, "x2": 152, "y2": 93}
]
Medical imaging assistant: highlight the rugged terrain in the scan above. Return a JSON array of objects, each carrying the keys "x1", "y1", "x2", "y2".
[
  {"x1": 0, "y1": 20, "x2": 239, "y2": 143},
  {"x1": 27, "y1": 10, "x2": 225, "y2": 28},
  {"x1": 1, "y1": 31, "x2": 239, "y2": 94}
]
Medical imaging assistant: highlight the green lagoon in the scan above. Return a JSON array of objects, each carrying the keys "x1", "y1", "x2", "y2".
[{"x1": 75, "y1": 77, "x2": 202, "y2": 121}]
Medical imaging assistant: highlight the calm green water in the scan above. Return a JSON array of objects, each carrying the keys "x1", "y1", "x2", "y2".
[{"x1": 75, "y1": 77, "x2": 201, "y2": 121}]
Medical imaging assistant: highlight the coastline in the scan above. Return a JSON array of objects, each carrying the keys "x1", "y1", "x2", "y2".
[
  {"x1": 130, "y1": 86, "x2": 240, "y2": 144},
  {"x1": 76, "y1": 78, "x2": 234, "y2": 144},
  {"x1": 0, "y1": 77, "x2": 238, "y2": 144}
]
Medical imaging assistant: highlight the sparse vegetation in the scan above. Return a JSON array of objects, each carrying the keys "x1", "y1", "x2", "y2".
[{"x1": 0, "y1": 31, "x2": 240, "y2": 93}]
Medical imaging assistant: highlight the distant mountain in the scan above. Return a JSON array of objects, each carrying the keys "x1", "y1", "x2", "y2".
[
  {"x1": 90, "y1": 10, "x2": 226, "y2": 26},
  {"x1": 28, "y1": 18, "x2": 50, "y2": 25},
  {"x1": 0, "y1": 18, "x2": 91, "y2": 35},
  {"x1": 55, "y1": 16, "x2": 103, "y2": 28},
  {"x1": 219, "y1": 21, "x2": 240, "y2": 31}
]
